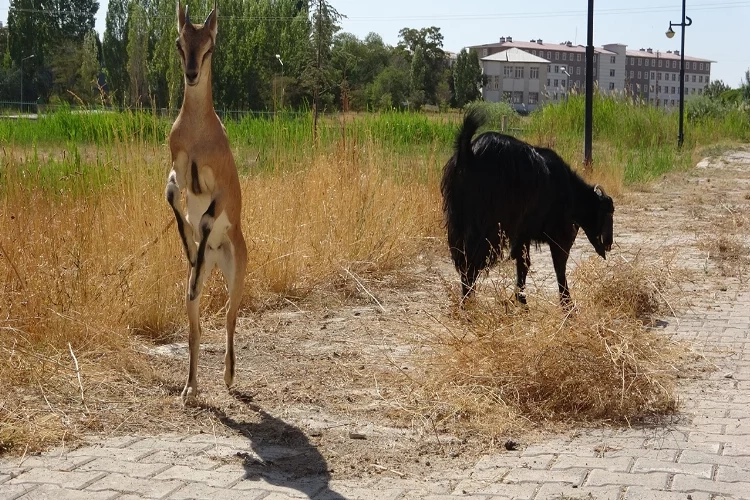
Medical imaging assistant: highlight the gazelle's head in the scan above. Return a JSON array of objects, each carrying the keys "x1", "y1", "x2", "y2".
[{"x1": 176, "y1": 1, "x2": 217, "y2": 87}]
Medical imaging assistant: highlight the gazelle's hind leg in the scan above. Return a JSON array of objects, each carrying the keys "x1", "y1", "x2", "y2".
[
  {"x1": 182, "y1": 247, "x2": 219, "y2": 404},
  {"x1": 217, "y1": 232, "x2": 246, "y2": 388}
]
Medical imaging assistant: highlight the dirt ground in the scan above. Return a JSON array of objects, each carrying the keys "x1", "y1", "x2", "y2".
[{"x1": 37, "y1": 147, "x2": 750, "y2": 482}]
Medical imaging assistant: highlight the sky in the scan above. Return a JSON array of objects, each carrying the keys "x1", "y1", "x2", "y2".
[{"x1": 1, "y1": 0, "x2": 748, "y2": 86}]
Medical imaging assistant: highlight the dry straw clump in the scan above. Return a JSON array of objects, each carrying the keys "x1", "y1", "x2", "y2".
[{"x1": 418, "y1": 254, "x2": 683, "y2": 438}]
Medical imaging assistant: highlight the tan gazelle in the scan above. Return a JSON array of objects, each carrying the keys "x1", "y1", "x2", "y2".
[{"x1": 167, "y1": 0, "x2": 247, "y2": 403}]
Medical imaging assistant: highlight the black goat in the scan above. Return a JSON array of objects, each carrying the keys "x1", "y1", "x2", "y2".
[{"x1": 441, "y1": 110, "x2": 614, "y2": 306}]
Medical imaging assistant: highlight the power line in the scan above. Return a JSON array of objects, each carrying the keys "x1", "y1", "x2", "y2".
[{"x1": 2, "y1": 1, "x2": 749, "y2": 22}]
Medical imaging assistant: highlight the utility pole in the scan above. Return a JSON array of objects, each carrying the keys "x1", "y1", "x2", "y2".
[{"x1": 584, "y1": 0, "x2": 594, "y2": 170}]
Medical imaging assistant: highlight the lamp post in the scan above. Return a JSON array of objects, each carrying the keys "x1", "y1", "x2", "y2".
[
  {"x1": 275, "y1": 54, "x2": 284, "y2": 110},
  {"x1": 584, "y1": 0, "x2": 594, "y2": 169},
  {"x1": 666, "y1": 4, "x2": 692, "y2": 149},
  {"x1": 20, "y1": 54, "x2": 35, "y2": 113},
  {"x1": 561, "y1": 67, "x2": 571, "y2": 103}
]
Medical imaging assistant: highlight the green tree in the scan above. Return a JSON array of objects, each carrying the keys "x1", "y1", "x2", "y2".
[
  {"x1": 302, "y1": 0, "x2": 343, "y2": 139},
  {"x1": 52, "y1": 0, "x2": 99, "y2": 41},
  {"x1": 7, "y1": 0, "x2": 56, "y2": 102},
  {"x1": 126, "y1": 0, "x2": 149, "y2": 106},
  {"x1": 409, "y1": 45, "x2": 427, "y2": 108},
  {"x1": 79, "y1": 30, "x2": 101, "y2": 103},
  {"x1": 397, "y1": 26, "x2": 447, "y2": 104},
  {"x1": 370, "y1": 65, "x2": 409, "y2": 110},
  {"x1": 742, "y1": 70, "x2": 750, "y2": 102},
  {"x1": 452, "y1": 48, "x2": 483, "y2": 107},
  {"x1": 704, "y1": 79, "x2": 730, "y2": 100},
  {"x1": 103, "y1": 0, "x2": 129, "y2": 105}
]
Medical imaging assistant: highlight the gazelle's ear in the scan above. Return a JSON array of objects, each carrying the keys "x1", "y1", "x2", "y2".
[
  {"x1": 177, "y1": 1, "x2": 186, "y2": 32},
  {"x1": 205, "y1": 1, "x2": 218, "y2": 39}
]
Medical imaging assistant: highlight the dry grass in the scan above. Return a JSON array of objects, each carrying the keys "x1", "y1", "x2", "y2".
[
  {"x1": 409, "y1": 254, "x2": 684, "y2": 440},
  {"x1": 0, "y1": 138, "x2": 442, "y2": 453}
]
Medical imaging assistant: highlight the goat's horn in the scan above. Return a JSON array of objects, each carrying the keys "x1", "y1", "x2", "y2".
[{"x1": 593, "y1": 184, "x2": 603, "y2": 196}]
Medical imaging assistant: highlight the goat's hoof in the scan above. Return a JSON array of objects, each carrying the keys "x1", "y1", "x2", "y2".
[{"x1": 181, "y1": 385, "x2": 198, "y2": 405}]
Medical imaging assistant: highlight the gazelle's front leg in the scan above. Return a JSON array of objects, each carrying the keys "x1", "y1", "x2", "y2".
[{"x1": 166, "y1": 153, "x2": 198, "y2": 266}]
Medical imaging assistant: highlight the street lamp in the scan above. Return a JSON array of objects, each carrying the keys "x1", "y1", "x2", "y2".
[
  {"x1": 561, "y1": 66, "x2": 571, "y2": 103},
  {"x1": 20, "y1": 54, "x2": 35, "y2": 113},
  {"x1": 583, "y1": 0, "x2": 594, "y2": 169},
  {"x1": 275, "y1": 54, "x2": 284, "y2": 109},
  {"x1": 666, "y1": 5, "x2": 692, "y2": 149}
]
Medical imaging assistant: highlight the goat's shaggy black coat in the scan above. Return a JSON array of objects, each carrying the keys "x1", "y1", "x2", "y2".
[{"x1": 441, "y1": 110, "x2": 614, "y2": 306}]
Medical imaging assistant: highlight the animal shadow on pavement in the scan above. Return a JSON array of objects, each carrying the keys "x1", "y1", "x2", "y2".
[{"x1": 201, "y1": 390, "x2": 347, "y2": 500}]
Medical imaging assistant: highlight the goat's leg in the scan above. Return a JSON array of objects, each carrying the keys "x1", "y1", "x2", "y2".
[
  {"x1": 217, "y1": 230, "x2": 247, "y2": 388},
  {"x1": 514, "y1": 242, "x2": 531, "y2": 305},
  {"x1": 549, "y1": 243, "x2": 572, "y2": 308}
]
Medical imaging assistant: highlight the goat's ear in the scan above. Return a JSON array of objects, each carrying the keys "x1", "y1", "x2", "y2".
[
  {"x1": 593, "y1": 184, "x2": 603, "y2": 197},
  {"x1": 205, "y1": 1, "x2": 218, "y2": 39},
  {"x1": 177, "y1": 1, "x2": 186, "y2": 32}
]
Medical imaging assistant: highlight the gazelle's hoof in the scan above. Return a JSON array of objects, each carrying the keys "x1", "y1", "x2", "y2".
[{"x1": 181, "y1": 385, "x2": 198, "y2": 405}]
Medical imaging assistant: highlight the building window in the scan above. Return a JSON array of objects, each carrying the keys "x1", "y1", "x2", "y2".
[
  {"x1": 593, "y1": 54, "x2": 597, "y2": 63},
  {"x1": 685, "y1": 74, "x2": 689, "y2": 82},
  {"x1": 692, "y1": 75, "x2": 696, "y2": 82},
  {"x1": 562, "y1": 53, "x2": 567, "y2": 60},
  {"x1": 657, "y1": 85, "x2": 661, "y2": 93},
  {"x1": 610, "y1": 69, "x2": 616, "y2": 77},
  {"x1": 698, "y1": 75, "x2": 703, "y2": 83},
  {"x1": 548, "y1": 65, "x2": 551, "y2": 72},
  {"x1": 649, "y1": 84, "x2": 654, "y2": 92},
  {"x1": 671, "y1": 99, "x2": 675, "y2": 106},
  {"x1": 554, "y1": 79, "x2": 559, "y2": 87},
  {"x1": 629, "y1": 70, "x2": 634, "y2": 78},
  {"x1": 672, "y1": 73, "x2": 676, "y2": 81},
  {"x1": 577, "y1": 53, "x2": 581, "y2": 61},
  {"x1": 706, "y1": 63, "x2": 710, "y2": 72},
  {"x1": 482, "y1": 48, "x2": 487, "y2": 57},
  {"x1": 504, "y1": 66, "x2": 513, "y2": 77},
  {"x1": 555, "y1": 52, "x2": 559, "y2": 60},
  {"x1": 672, "y1": 87, "x2": 676, "y2": 94},
  {"x1": 672, "y1": 61, "x2": 677, "y2": 69},
  {"x1": 700, "y1": 63, "x2": 704, "y2": 70},
  {"x1": 610, "y1": 55, "x2": 616, "y2": 64},
  {"x1": 555, "y1": 65, "x2": 560, "y2": 73},
  {"x1": 561, "y1": 79, "x2": 566, "y2": 88},
  {"x1": 530, "y1": 66, "x2": 539, "y2": 79},
  {"x1": 637, "y1": 71, "x2": 642, "y2": 79},
  {"x1": 609, "y1": 82, "x2": 615, "y2": 90},
  {"x1": 547, "y1": 51, "x2": 551, "y2": 59},
  {"x1": 693, "y1": 62, "x2": 697, "y2": 70},
  {"x1": 515, "y1": 66, "x2": 524, "y2": 78},
  {"x1": 658, "y1": 59, "x2": 662, "y2": 67},
  {"x1": 547, "y1": 79, "x2": 550, "y2": 87},
  {"x1": 629, "y1": 57, "x2": 634, "y2": 65},
  {"x1": 698, "y1": 88, "x2": 702, "y2": 95},
  {"x1": 512, "y1": 91, "x2": 524, "y2": 103},
  {"x1": 493, "y1": 75, "x2": 500, "y2": 89},
  {"x1": 638, "y1": 58, "x2": 642, "y2": 66},
  {"x1": 576, "y1": 67, "x2": 581, "y2": 75},
  {"x1": 657, "y1": 72, "x2": 661, "y2": 80},
  {"x1": 529, "y1": 92, "x2": 539, "y2": 104}
]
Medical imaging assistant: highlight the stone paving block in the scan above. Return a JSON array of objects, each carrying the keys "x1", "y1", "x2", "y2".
[
  {"x1": 715, "y1": 464, "x2": 750, "y2": 483},
  {"x1": 0, "y1": 484, "x2": 37, "y2": 500},
  {"x1": 585, "y1": 470, "x2": 669, "y2": 489},
  {"x1": 371, "y1": 478, "x2": 452, "y2": 494},
  {"x1": 671, "y1": 474, "x2": 750, "y2": 496},
  {"x1": 599, "y1": 448, "x2": 678, "y2": 462},
  {"x1": 138, "y1": 450, "x2": 221, "y2": 471},
  {"x1": 67, "y1": 446, "x2": 154, "y2": 461},
  {"x1": 125, "y1": 439, "x2": 212, "y2": 454},
  {"x1": 631, "y1": 458, "x2": 712, "y2": 478},
  {"x1": 534, "y1": 483, "x2": 622, "y2": 500},
  {"x1": 9, "y1": 455, "x2": 94, "y2": 472},
  {"x1": 402, "y1": 495, "x2": 493, "y2": 500},
  {"x1": 645, "y1": 439, "x2": 722, "y2": 454},
  {"x1": 504, "y1": 468, "x2": 585, "y2": 485},
  {"x1": 551, "y1": 455, "x2": 632, "y2": 472},
  {"x1": 233, "y1": 478, "x2": 326, "y2": 498},
  {"x1": 85, "y1": 472, "x2": 184, "y2": 498},
  {"x1": 180, "y1": 435, "x2": 247, "y2": 447},
  {"x1": 474, "y1": 454, "x2": 553, "y2": 471},
  {"x1": 13, "y1": 484, "x2": 120, "y2": 500},
  {"x1": 77, "y1": 457, "x2": 171, "y2": 478},
  {"x1": 721, "y1": 441, "x2": 750, "y2": 456},
  {"x1": 168, "y1": 481, "x2": 266, "y2": 499},
  {"x1": 312, "y1": 485, "x2": 403, "y2": 500},
  {"x1": 7, "y1": 468, "x2": 106, "y2": 490},
  {"x1": 624, "y1": 486, "x2": 711, "y2": 500},
  {"x1": 152, "y1": 465, "x2": 244, "y2": 488},
  {"x1": 677, "y1": 449, "x2": 750, "y2": 468},
  {"x1": 451, "y1": 480, "x2": 538, "y2": 498}
]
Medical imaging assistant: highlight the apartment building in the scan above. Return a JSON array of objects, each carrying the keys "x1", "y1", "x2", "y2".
[
  {"x1": 480, "y1": 47, "x2": 549, "y2": 111},
  {"x1": 469, "y1": 36, "x2": 713, "y2": 107},
  {"x1": 624, "y1": 48, "x2": 713, "y2": 108}
]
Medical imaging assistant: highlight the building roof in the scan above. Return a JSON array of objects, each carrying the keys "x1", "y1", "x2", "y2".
[
  {"x1": 625, "y1": 49, "x2": 714, "y2": 63},
  {"x1": 471, "y1": 39, "x2": 616, "y2": 55},
  {"x1": 480, "y1": 47, "x2": 550, "y2": 63}
]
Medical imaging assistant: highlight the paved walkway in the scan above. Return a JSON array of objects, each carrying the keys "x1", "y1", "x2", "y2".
[{"x1": 3, "y1": 152, "x2": 750, "y2": 499}]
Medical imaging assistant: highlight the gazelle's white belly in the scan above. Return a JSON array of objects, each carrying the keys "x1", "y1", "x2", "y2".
[{"x1": 185, "y1": 191, "x2": 232, "y2": 248}]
